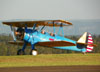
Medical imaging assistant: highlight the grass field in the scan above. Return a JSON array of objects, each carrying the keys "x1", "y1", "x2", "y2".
[{"x1": 0, "y1": 53, "x2": 100, "y2": 67}]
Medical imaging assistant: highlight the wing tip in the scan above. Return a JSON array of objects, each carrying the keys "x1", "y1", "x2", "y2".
[{"x1": 59, "y1": 20, "x2": 72, "y2": 25}]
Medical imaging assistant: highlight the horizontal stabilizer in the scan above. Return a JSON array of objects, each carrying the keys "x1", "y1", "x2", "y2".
[{"x1": 77, "y1": 42, "x2": 97, "y2": 47}]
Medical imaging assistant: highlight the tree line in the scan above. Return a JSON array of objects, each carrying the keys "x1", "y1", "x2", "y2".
[{"x1": 0, "y1": 34, "x2": 100, "y2": 56}]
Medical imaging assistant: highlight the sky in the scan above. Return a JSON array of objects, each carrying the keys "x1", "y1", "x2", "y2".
[
  {"x1": 0, "y1": 0, "x2": 100, "y2": 35},
  {"x1": 0, "y1": 0, "x2": 100, "y2": 20}
]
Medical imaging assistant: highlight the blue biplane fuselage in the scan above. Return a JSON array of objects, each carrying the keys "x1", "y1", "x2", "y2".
[{"x1": 23, "y1": 28, "x2": 86, "y2": 53}]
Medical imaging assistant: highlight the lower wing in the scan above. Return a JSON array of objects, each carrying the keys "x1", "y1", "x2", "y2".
[
  {"x1": 8, "y1": 41, "x2": 76, "y2": 47},
  {"x1": 36, "y1": 41, "x2": 76, "y2": 47}
]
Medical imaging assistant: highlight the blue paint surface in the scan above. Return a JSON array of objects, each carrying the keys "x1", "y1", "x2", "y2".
[{"x1": 23, "y1": 28, "x2": 86, "y2": 52}]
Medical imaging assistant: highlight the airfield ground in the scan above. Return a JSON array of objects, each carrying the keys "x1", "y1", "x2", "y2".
[
  {"x1": 0, "y1": 53, "x2": 100, "y2": 67},
  {"x1": 0, "y1": 54, "x2": 100, "y2": 72},
  {"x1": 0, "y1": 65, "x2": 100, "y2": 72}
]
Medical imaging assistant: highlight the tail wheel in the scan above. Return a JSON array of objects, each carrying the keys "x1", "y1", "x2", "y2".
[
  {"x1": 17, "y1": 49, "x2": 25, "y2": 55},
  {"x1": 30, "y1": 49, "x2": 38, "y2": 56}
]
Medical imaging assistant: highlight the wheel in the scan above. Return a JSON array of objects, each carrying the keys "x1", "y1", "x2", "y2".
[
  {"x1": 30, "y1": 49, "x2": 38, "y2": 56},
  {"x1": 17, "y1": 49, "x2": 25, "y2": 55}
]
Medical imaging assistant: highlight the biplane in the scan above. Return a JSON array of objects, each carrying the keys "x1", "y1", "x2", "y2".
[{"x1": 2, "y1": 20, "x2": 96, "y2": 55}]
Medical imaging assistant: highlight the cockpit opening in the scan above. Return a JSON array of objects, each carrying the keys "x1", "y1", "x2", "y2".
[{"x1": 15, "y1": 27, "x2": 25, "y2": 40}]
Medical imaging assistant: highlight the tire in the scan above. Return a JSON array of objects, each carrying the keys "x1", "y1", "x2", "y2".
[
  {"x1": 30, "y1": 49, "x2": 38, "y2": 56},
  {"x1": 17, "y1": 49, "x2": 25, "y2": 55}
]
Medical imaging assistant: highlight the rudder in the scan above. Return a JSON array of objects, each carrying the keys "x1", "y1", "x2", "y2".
[{"x1": 86, "y1": 33, "x2": 94, "y2": 52}]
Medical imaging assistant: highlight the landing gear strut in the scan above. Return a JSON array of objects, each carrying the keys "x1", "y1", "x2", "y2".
[{"x1": 17, "y1": 41, "x2": 27, "y2": 55}]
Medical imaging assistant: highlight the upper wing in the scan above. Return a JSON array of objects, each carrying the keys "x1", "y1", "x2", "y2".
[
  {"x1": 8, "y1": 41, "x2": 76, "y2": 47},
  {"x1": 2, "y1": 20, "x2": 72, "y2": 27},
  {"x1": 36, "y1": 41, "x2": 76, "y2": 47}
]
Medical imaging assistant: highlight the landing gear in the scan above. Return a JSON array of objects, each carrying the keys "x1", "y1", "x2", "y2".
[
  {"x1": 17, "y1": 49, "x2": 25, "y2": 55},
  {"x1": 17, "y1": 42, "x2": 38, "y2": 55},
  {"x1": 17, "y1": 41, "x2": 27, "y2": 55},
  {"x1": 30, "y1": 49, "x2": 38, "y2": 56}
]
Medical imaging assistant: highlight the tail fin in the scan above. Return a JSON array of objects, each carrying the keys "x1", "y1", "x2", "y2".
[
  {"x1": 77, "y1": 32, "x2": 87, "y2": 44},
  {"x1": 77, "y1": 32, "x2": 95, "y2": 52}
]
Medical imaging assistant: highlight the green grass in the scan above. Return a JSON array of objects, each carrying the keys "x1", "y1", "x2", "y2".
[{"x1": 0, "y1": 53, "x2": 100, "y2": 67}]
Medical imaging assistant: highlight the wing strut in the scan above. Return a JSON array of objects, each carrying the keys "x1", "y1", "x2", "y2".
[
  {"x1": 33, "y1": 23, "x2": 37, "y2": 30},
  {"x1": 57, "y1": 23, "x2": 64, "y2": 37},
  {"x1": 10, "y1": 24, "x2": 16, "y2": 41},
  {"x1": 53, "y1": 21, "x2": 56, "y2": 34},
  {"x1": 40, "y1": 25, "x2": 45, "y2": 32}
]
